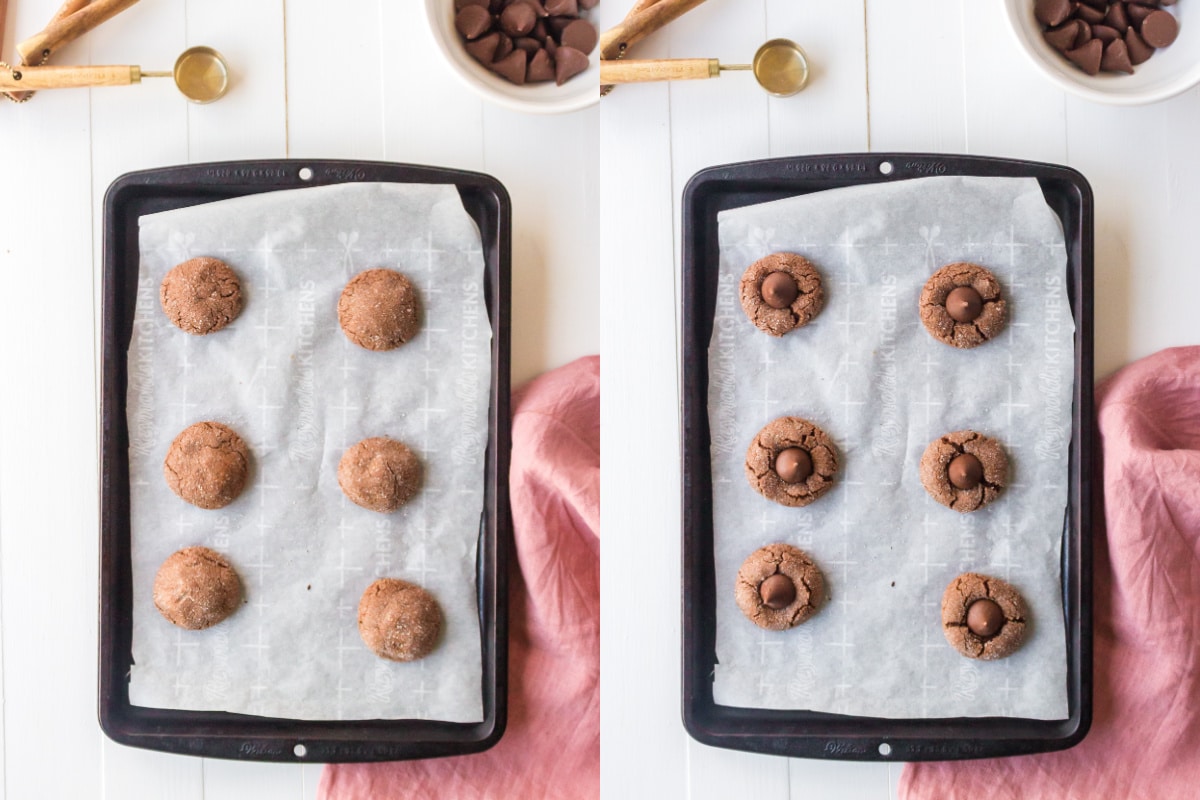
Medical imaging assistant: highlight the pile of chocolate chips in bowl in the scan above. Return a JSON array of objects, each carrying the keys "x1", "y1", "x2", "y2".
[
  {"x1": 455, "y1": 0, "x2": 599, "y2": 86},
  {"x1": 1035, "y1": 0, "x2": 1180, "y2": 75}
]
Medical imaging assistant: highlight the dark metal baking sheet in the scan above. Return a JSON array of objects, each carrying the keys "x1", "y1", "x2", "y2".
[
  {"x1": 681, "y1": 153, "x2": 1094, "y2": 761},
  {"x1": 100, "y1": 160, "x2": 511, "y2": 763}
]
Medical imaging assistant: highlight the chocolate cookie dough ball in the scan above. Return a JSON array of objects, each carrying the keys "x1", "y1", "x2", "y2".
[
  {"x1": 735, "y1": 543, "x2": 825, "y2": 630},
  {"x1": 358, "y1": 578, "x2": 443, "y2": 661},
  {"x1": 919, "y1": 262, "x2": 1006, "y2": 348},
  {"x1": 739, "y1": 252, "x2": 826, "y2": 337},
  {"x1": 338, "y1": 268, "x2": 421, "y2": 351},
  {"x1": 919, "y1": 430, "x2": 1008, "y2": 513},
  {"x1": 160, "y1": 257, "x2": 244, "y2": 335},
  {"x1": 338, "y1": 437, "x2": 422, "y2": 513},
  {"x1": 745, "y1": 416, "x2": 839, "y2": 507},
  {"x1": 941, "y1": 572, "x2": 1028, "y2": 660},
  {"x1": 164, "y1": 421, "x2": 250, "y2": 510},
  {"x1": 153, "y1": 546, "x2": 242, "y2": 630}
]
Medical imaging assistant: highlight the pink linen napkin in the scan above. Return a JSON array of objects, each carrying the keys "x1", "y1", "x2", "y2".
[
  {"x1": 901, "y1": 346, "x2": 1200, "y2": 800},
  {"x1": 320, "y1": 355, "x2": 600, "y2": 800}
]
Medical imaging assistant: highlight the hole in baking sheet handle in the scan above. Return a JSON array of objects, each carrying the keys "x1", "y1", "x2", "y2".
[
  {"x1": 298, "y1": 167, "x2": 314, "y2": 182},
  {"x1": 878, "y1": 742, "x2": 892, "y2": 756},
  {"x1": 879, "y1": 161, "x2": 894, "y2": 176},
  {"x1": 294, "y1": 743, "x2": 308, "y2": 758}
]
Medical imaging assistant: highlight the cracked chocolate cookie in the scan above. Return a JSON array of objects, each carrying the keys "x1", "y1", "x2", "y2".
[
  {"x1": 735, "y1": 543, "x2": 825, "y2": 630},
  {"x1": 739, "y1": 252, "x2": 826, "y2": 337},
  {"x1": 745, "y1": 416, "x2": 838, "y2": 507},
  {"x1": 921, "y1": 431, "x2": 1008, "y2": 513},
  {"x1": 164, "y1": 421, "x2": 251, "y2": 510},
  {"x1": 941, "y1": 572, "x2": 1028, "y2": 660},
  {"x1": 919, "y1": 262, "x2": 1006, "y2": 348},
  {"x1": 160, "y1": 256, "x2": 244, "y2": 335},
  {"x1": 338, "y1": 437, "x2": 422, "y2": 513},
  {"x1": 153, "y1": 546, "x2": 243, "y2": 630},
  {"x1": 338, "y1": 268, "x2": 421, "y2": 351},
  {"x1": 919, "y1": 430, "x2": 1007, "y2": 513},
  {"x1": 358, "y1": 578, "x2": 443, "y2": 661}
]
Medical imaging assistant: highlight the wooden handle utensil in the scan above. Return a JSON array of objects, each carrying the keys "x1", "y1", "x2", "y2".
[
  {"x1": 0, "y1": 63, "x2": 142, "y2": 91},
  {"x1": 17, "y1": 0, "x2": 141, "y2": 65},
  {"x1": 601, "y1": 58, "x2": 726, "y2": 83}
]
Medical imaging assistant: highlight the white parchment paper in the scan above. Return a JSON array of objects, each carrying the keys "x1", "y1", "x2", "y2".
[
  {"x1": 127, "y1": 182, "x2": 491, "y2": 722},
  {"x1": 709, "y1": 176, "x2": 1073, "y2": 719}
]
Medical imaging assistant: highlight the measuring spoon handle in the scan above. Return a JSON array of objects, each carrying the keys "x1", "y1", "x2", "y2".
[
  {"x1": 600, "y1": 58, "x2": 718, "y2": 84},
  {"x1": 0, "y1": 63, "x2": 138, "y2": 91}
]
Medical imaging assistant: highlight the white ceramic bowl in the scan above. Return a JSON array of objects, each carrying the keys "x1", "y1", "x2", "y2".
[
  {"x1": 424, "y1": 0, "x2": 599, "y2": 114},
  {"x1": 1003, "y1": 0, "x2": 1200, "y2": 105}
]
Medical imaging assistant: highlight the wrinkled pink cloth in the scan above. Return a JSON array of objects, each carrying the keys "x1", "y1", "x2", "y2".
[
  {"x1": 320, "y1": 355, "x2": 599, "y2": 800},
  {"x1": 902, "y1": 346, "x2": 1200, "y2": 800}
]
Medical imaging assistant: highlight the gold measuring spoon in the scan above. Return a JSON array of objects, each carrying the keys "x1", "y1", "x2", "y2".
[
  {"x1": 0, "y1": 45, "x2": 229, "y2": 103},
  {"x1": 600, "y1": 38, "x2": 809, "y2": 97}
]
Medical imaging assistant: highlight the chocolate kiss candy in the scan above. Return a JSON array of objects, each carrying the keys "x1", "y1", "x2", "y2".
[
  {"x1": 1104, "y1": 2, "x2": 1129, "y2": 33},
  {"x1": 760, "y1": 574, "x2": 797, "y2": 610},
  {"x1": 465, "y1": 32, "x2": 500, "y2": 64},
  {"x1": 1101, "y1": 39, "x2": 1134, "y2": 74},
  {"x1": 1125, "y1": 28, "x2": 1155, "y2": 65},
  {"x1": 531, "y1": 18, "x2": 548, "y2": 43},
  {"x1": 1141, "y1": 10, "x2": 1179, "y2": 48},
  {"x1": 554, "y1": 45, "x2": 589, "y2": 85},
  {"x1": 948, "y1": 453, "x2": 984, "y2": 490},
  {"x1": 1075, "y1": 4, "x2": 1106, "y2": 25},
  {"x1": 456, "y1": 6, "x2": 493, "y2": 40},
  {"x1": 560, "y1": 19, "x2": 598, "y2": 55},
  {"x1": 1074, "y1": 21, "x2": 1093, "y2": 48},
  {"x1": 513, "y1": 37, "x2": 541, "y2": 54},
  {"x1": 946, "y1": 286, "x2": 983, "y2": 323},
  {"x1": 1034, "y1": 0, "x2": 1072, "y2": 27},
  {"x1": 1091, "y1": 25, "x2": 1120, "y2": 44},
  {"x1": 500, "y1": 2, "x2": 537, "y2": 37},
  {"x1": 527, "y1": 48, "x2": 555, "y2": 82},
  {"x1": 967, "y1": 598, "x2": 1005, "y2": 638},
  {"x1": 1044, "y1": 23, "x2": 1080, "y2": 52},
  {"x1": 544, "y1": 0, "x2": 578, "y2": 15},
  {"x1": 1126, "y1": 4, "x2": 1154, "y2": 26},
  {"x1": 775, "y1": 447, "x2": 813, "y2": 485},
  {"x1": 491, "y1": 49, "x2": 528, "y2": 85},
  {"x1": 1066, "y1": 38, "x2": 1103, "y2": 75},
  {"x1": 494, "y1": 33, "x2": 515, "y2": 61},
  {"x1": 761, "y1": 271, "x2": 799, "y2": 309}
]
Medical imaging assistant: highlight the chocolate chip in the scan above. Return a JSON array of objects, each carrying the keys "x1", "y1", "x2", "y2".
[
  {"x1": 500, "y1": 2, "x2": 537, "y2": 36},
  {"x1": 1126, "y1": 3, "x2": 1155, "y2": 25},
  {"x1": 775, "y1": 447, "x2": 813, "y2": 484},
  {"x1": 1044, "y1": 22, "x2": 1081, "y2": 51},
  {"x1": 1104, "y1": 2, "x2": 1130, "y2": 33},
  {"x1": 1101, "y1": 38, "x2": 1135, "y2": 73},
  {"x1": 559, "y1": 18, "x2": 598, "y2": 55},
  {"x1": 513, "y1": 36, "x2": 541, "y2": 54},
  {"x1": 1125, "y1": 27, "x2": 1155, "y2": 64},
  {"x1": 966, "y1": 599, "x2": 1006, "y2": 638},
  {"x1": 578, "y1": 0, "x2": 599, "y2": 8},
  {"x1": 1074, "y1": 21, "x2": 1093, "y2": 48},
  {"x1": 531, "y1": 18, "x2": 548, "y2": 43},
  {"x1": 1075, "y1": 3, "x2": 1106, "y2": 25},
  {"x1": 1091, "y1": 24, "x2": 1120, "y2": 43},
  {"x1": 759, "y1": 574, "x2": 797, "y2": 610},
  {"x1": 948, "y1": 453, "x2": 983, "y2": 490},
  {"x1": 494, "y1": 33, "x2": 515, "y2": 61},
  {"x1": 455, "y1": 5, "x2": 494, "y2": 40},
  {"x1": 554, "y1": 45, "x2": 589, "y2": 85},
  {"x1": 1140, "y1": 10, "x2": 1179, "y2": 47},
  {"x1": 527, "y1": 48, "x2": 555, "y2": 82},
  {"x1": 945, "y1": 286, "x2": 983, "y2": 323},
  {"x1": 491, "y1": 49, "x2": 528, "y2": 84},
  {"x1": 545, "y1": 0, "x2": 578, "y2": 14},
  {"x1": 1066, "y1": 38, "x2": 1103, "y2": 75},
  {"x1": 466, "y1": 31, "x2": 501, "y2": 64},
  {"x1": 761, "y1": 271, "x2": 799, "y2": 309},
  {"x1": 1034, "y1": 0, "x2": 1073, "y2": 27},
  {"x1": 456, "y1": 0, "x2": 490, "y2": 9}
]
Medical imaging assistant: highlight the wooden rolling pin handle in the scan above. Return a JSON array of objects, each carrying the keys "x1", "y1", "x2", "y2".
[
  {"x1": 17, "y1": 0, "x2": 141, "y2": 65},
  {"x1": 600, "y1": 58, "x2": 718, "y2": 84},
  {"x1": 0, "y1": 64, "x2": 137, "y2": 91}
]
